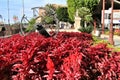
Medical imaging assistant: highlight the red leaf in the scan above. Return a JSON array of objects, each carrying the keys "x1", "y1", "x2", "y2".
[{"x1": 46, "y1": 55, "x2": 54, "y2": 79}]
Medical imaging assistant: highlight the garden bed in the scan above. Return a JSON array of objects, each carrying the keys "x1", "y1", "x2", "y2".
[{"x1": 0, "y1": 32, "x2": 120, "y2": 80}]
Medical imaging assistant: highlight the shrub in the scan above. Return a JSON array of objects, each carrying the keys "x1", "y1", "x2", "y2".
[
  {"x1": 0, "y1": 32, "x2": 120, "y2": 80},
  {"x1": 78, "y1": 25, "x2": 93, "y2": 33}
]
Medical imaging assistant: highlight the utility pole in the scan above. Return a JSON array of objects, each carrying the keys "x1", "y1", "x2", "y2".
[
  {"x1": 102, "y1": 0, "x2": 105, "y2": 34},
  {"x1": 7, "y1": 0, "x2": 12, "y2": 35},
  {"x1": 22, "y1": 0, "x2": 24, "y2": 15},
  {"x1": 109, "y1": 0, "x2": 114, "y2": 45},
  {"x1": 7, "y1": 0, "x2": 10, "y2": 25}
]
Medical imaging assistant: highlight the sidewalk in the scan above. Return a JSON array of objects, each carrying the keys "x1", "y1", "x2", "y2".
[{"x1": 100, "y1": 34, "x2": 120, "y2": 47}]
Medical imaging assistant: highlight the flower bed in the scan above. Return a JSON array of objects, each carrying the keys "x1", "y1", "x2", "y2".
[{"x1": 0, "y1": 32, "x2": 120, "y2": 80}]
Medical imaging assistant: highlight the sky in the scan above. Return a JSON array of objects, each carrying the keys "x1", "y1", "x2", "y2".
[{"x1": 0, "y1": 0, "x2": 67, "y2": 24}]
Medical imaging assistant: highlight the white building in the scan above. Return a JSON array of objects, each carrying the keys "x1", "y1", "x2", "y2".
[{"x1": 101, "y1": 8, "x2": 120, "y2": 29}]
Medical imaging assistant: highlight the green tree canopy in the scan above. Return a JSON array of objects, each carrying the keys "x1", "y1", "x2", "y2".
[
  {"x1": 41, "y1": 4, "x2": 56, "y2": 24},
  {"x1": 56, "y1": 7, "x2": 69, "y2": 22},
  {"x1": 76, "y1": 0, "x2": 99, "y2": 12},
  {"x1": 67, "y1": 0, "x2": 100, "y2": 21},
  {"x1": 78, "y1": 7, "x2": 93, "y2": 27},
  {"x1": 45, "y1": 4, "x2": 56, "y2": 16},
  {"x1": 26, "y1": 18, "x2": 36, "y2": 32},
  {"x1": 44, "y1": 16, "x2": 54, "y2": 24},
  {"x1": 78, "y1": 7, "x2": 93, "y2": 22},
  {"x1": 67, "y1": 0, "x2": 76, "y2": 21}
]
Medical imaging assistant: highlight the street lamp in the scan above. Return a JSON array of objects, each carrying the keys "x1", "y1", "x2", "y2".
[
  {"x1": 7, "y1": 0, "x2": 10, "y2": 25},
  {"x1": 109, "y1": 0, "x2": 114, "y2": 45},
  {"x1": 22, "y1": 0, "x2": 24, "y2": 15}
]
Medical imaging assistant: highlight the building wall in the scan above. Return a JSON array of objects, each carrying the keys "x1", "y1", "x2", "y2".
[{"x1": 101, "y1": 9, "x2": 120, "y2": 28}]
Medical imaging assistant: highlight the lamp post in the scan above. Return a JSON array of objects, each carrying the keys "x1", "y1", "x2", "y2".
[
  {"x1": 22, "y1": 0, "x2": 24, "y2": 15},
  {"x1": 7, "y1": 0, "x2": 10, "y2": 25},
  {"x1": 102, "y1": 0, "x2": 105, "y2": 34},
  {"x1": 109, "y1": 0, "x2": 114, "y2": 45},
  {"x1": 7, "y1": 0, "x2": 12, "y2": 34}
]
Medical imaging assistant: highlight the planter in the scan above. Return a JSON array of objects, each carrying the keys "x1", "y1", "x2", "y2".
[{"x1": 94, "y1": 30, "x2": 101, "y2": 37}]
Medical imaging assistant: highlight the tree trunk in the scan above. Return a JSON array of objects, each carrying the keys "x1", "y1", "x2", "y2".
[
  {"x1": 102, "y1": 0, "x2": 105, "y2": 34},
  {"x1": 109, "y1": 0, "x2": 114, "y2": 45},
  {"x1": 93, "y1": 19, "x2": 97, "y2": 33}
]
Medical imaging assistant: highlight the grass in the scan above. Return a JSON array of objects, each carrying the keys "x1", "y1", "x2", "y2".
[
  {"x1": 92, "y1": 35, "x2": 120, "y2": 52},
  {"x1": 105, "y1": 29, "x2": 120, "y2": 36}
]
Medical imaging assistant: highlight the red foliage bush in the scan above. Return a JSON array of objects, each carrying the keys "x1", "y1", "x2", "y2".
[{"x1": 0, "y1": 32, "x2": 120, "y2": 80}]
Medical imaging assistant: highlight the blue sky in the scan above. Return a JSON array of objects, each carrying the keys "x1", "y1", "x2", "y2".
[{"x1": 0, "y1": 0, "x2": 66, "y2": 24}]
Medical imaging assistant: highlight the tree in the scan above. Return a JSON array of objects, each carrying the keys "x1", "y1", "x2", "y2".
[
  {"x1": 45, "y1": 4, "x2": 56, "y2": 16},
  {"x1": 67, "y1": 0, "x2": 100, "y2": 32},
  {"x1": 75, "y1": 0, "x2": 99, "y2": 13},
  {"x1": 26, "y1": 18, "x2": 36, "y2": 32},
  {"x1": 43, "y1": 16, "x2": 54, "y2": 24},
  {"x1": 78, "y1": 7, "x2": 93, "y2": 33},
  {"x1": 67, "y1": 0, "x2": 76, "y2": 21},
  {"x1": 67, "y1": 0, "x2": 99, "y2": 20},
  {"x1": 67, "y1": 0, "x2": 99, "y2": 19},
  {"x1": 41, "y1": 4, "x2": 56, "y2": 25},
  {"x1": 78, "y1": 7, "x2": 93, "y2": 27},
  {"x1": 56, "y1": 7, "x2": 69, "y2": 22}
]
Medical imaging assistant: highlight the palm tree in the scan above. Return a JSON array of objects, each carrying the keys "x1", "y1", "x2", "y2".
[{"x1": 78, "y1": 7, "x2": 93, "y2": 27}]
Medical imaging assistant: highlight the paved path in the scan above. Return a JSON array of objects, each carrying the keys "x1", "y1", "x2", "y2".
[{"x1": 100, "y1": 34, "x2": 120, "y2": 47}]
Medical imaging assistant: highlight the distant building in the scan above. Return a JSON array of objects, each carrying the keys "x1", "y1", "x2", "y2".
[
  {"x1": 52, "y1": 4, "x2": 67, "y2": 9},
  {"x1": 31, "y1": 7, "x2": 45, "y2": 23},
  {"x1": 31, "y1": 4, "x2": 67, "y2": 24},
  {"x1": 36, "y1": 7, "x2": 46, "y2": 23},
  {"x1": 101, "y1": 9, "x2": 120, "y2": 29},
  {"x1": 38, "y1": 7, "x2": 46, "y2": 17}
]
